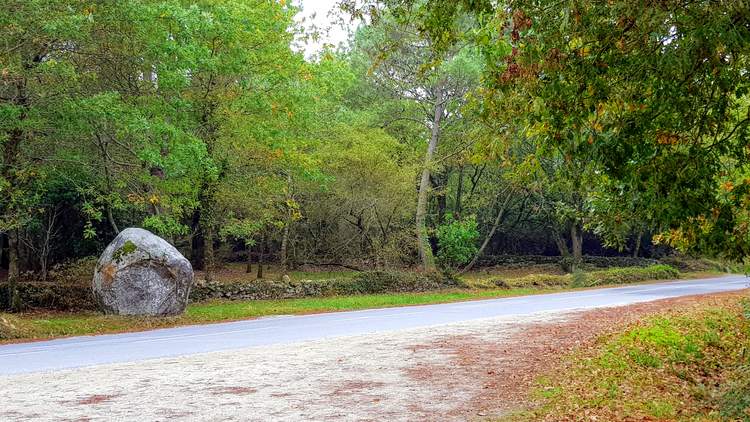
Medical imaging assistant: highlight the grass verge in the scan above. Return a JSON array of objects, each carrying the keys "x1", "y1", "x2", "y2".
[{"x1": 504, "y1": 295, "x2": 750, "y2": 421}]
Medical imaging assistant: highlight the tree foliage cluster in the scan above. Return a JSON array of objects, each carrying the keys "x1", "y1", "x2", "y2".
[{"x1": 1, "y1": 0, "x2": 748, "y2": 287}]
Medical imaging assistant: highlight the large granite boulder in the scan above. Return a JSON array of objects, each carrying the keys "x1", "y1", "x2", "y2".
[{"x1": 92, "y1": 228, "x2": 193, "y2": 316}]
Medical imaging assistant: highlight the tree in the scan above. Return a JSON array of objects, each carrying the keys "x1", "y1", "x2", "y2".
[
  {"x1": 350, "y1": 13, "x2": 483, "y2": 271},
  {"x1": 476, "y1": 1, "x2": 750, "y2": 260},
  {"x1": 162, "y1": 0, "x2": 300, "y2": 280}
]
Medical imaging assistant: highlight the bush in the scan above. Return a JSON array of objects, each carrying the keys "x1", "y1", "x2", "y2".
[
  {"x1": 487, "y1": 273, "x2": 572, "y2": 289},
  {"x1": 659, "y1": 255, "x2": 750, "y2": 275},
  {"x1": 190, "y1": 271, "x2": 460, "y2": 302},
  {"x1": 585, "y1": 265, "x2": 679, "y2": 287},
  {"x1": 571, "y1": 270, "x2": 588, "y2": 288},
  {"x1": 44, "y1": 257, "x2": 98, "y2": 284},
  {"x1": 0, "y1": 314, "x2": 31, "y2": 340},
  {"x1": 477, "y1": 254, "x2": 660, "y2": 271},
  {"x1": 483, "y1": 264, "x2": 679, "y2": 290},
  {"x1": 0, "y1": 282, "x2": 97, "y2": 312},
  {"x1": 436, "y1": 215, "x2": 479, "y2": 269}
]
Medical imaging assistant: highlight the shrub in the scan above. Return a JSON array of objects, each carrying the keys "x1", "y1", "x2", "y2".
[
  {"x1": 571, "y1": 270, "x2": 588, "y2": 288},
  {"x1": 436, "y1": 215, "x2": 479, "y2": 269},
  {"x1": 482, "y1": 265, "x2": 679, "y2": 290},
  {"x1": 658, "y1": 256, "x2": 725, "y2": 272},
  {"x1": 0, "y1": 314, "x2": 30, "y2": 340},
  {"x1": 0, "y1": 282, "x2": 97, "y2": 312},
  {"x1": 487, "y1": 273, "x2": 572, "y2": 289},
  {"x1": 477, "y1": 254, "x2": 660, "y2": 271},
  {"x1": 585, "y1": 265, "x2": 679, "y2": 287},
  {"x1": 35, "y1": 256, "x2": 98, "y2": 284}
]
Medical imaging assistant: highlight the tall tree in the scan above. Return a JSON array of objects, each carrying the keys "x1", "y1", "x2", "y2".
[{"x1": 351, "y1": 14, "x2": 482, "y2": 271}]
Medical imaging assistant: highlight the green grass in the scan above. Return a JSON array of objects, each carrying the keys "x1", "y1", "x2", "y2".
[
  {"x1": 1, "y1": 287, "x2": 548, "y2": 342},
  {"x1": 504, "y1": 295, "x2": 750, "y2": 421}
]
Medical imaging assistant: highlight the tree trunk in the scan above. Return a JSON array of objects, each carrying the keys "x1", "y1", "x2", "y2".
[
  {"x1": 3, "y1": 80, "x2": 25, "y2": 283},
  {"x1": 416, "y1": 82, "x2": 445, "y2": 272},
  {"x1": 245, "y1": 243, "x2": 252, "y2": 274},
  {"x1": 570, "y1": 223, "x2": 583, "y2": 269},
  {"x1": 7, "y1": 230, "x2": 20, "y2": 311},
  {"x1": 0, "y1": 233, "x2": 4, "y2": 274},
  {"x1": 7, "y1": 230, "x2": 19, "y2": 280},
  {"x1": 203, "y1": 223, "x2": 215, "y2": 282},
  {"x1": 455, "y1": 166, "x2": 464, "y2": 217},
  {"x1": 198, "y1": 184, "x2": 216, "y2": 282},
  {"x1": 461, "y1": 191, "x2": 513, "y2": 274},
  {"x1": 256, "y1": 235, "x2": 265, "y2": 279},
  {"x1": 280, "y1": 222, "x2": 290, "y2": 275},
  {"x1": 437, "y1": 193, "x2": 447, "y2": 225},
  {"x1": 190, "y1": 209, "x2": 205, "y2": 270},
  {"x1": 435, "y1": 172, "x2": 448, "y2": 225},
  {"x1": 280, "y1": 174, "x2": 292, "y2": 275},
  {"x1": 632, "y1": 229, "x2": 643, "y2": 258},
  {"x1": 554, "y1": 231, "x2": 570, "y2": 258},
  {"x1": 106, "y1": 205, "x2": 119, "y2": 235}
]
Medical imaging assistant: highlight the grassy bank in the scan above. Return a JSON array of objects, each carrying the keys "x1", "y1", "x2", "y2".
[
  {"x1": 0, "y1": 265, "x2": 722, "y2": 343},
  {"x1": 505, "y1": 295, "x2": 750, "y2": 421}
]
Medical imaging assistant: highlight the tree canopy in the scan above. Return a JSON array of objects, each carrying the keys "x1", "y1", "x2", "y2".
[{"x1": 1, "y1": 0, "x2": 748, "y2": 289}]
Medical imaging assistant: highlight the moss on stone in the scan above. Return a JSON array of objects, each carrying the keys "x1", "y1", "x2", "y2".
[{"x1": 112, "y1": 240, "x2": 138, "y2": 262}]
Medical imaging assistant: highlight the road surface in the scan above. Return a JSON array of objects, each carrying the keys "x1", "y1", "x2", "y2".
[{"x1": 1, "y1": 275, "x2": 747, "y2": 375}]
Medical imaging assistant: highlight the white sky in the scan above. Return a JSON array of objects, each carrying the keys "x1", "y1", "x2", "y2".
[{"x1": 294, "y1": 0, "x2": 356, "y2": 58}]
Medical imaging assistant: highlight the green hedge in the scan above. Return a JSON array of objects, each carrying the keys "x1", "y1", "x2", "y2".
[
  {"x1": 478, "y1": 254, "x2": 659, "y2": 269},
  {"x1": 0, "y1": 282, "x2": 96, "y2": 311},
  {"x1": 190, "y1": 271, "x2": 460, "y2": 302},
  {"x1": 583, "y1": 264, "x2": 680, "y2": 287},
  {"x1": 487, "y1": 264, "x2": 680, "y2": 290}
]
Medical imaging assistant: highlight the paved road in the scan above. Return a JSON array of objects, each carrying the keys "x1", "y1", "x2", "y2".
[{"x1": 1, "y1": 275, "x2": 747, "y2": 375}]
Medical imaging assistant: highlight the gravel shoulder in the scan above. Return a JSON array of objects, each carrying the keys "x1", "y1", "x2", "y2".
[{"x1": 1, "y1": 291, "x2": 745, "y2": 422}]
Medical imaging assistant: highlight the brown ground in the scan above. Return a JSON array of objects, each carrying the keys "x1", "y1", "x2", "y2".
[{"x1": 404, "y1": 290, "x2": 749, "y2": 420}]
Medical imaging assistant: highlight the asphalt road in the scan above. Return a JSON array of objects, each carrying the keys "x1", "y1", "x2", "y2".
[{"x1": 1, "y1": 275, "x2": 747, "y2": 376}]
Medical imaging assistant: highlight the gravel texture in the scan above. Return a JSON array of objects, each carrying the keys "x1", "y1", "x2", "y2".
[{"x1": 0, "y1": 313, "x2": 562, "y2": 422}]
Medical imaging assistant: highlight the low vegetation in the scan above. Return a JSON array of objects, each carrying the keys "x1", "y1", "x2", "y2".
[
  {"x1": 465, "y1": 264, "x2": 680, "y2": 290},
  {"x1": 506, "y1": 296, "x2": 750, "y2": 421}
]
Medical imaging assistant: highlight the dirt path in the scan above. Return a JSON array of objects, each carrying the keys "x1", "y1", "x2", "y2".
[{"x1": 1, "y1": 291, "x2": 744, "y2": 422}]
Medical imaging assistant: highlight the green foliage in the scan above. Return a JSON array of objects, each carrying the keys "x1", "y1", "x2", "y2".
[
  {"x1": 0, "y1": 314, "x2": 30, "y2": 340},
  {"x1": 485, "y1": 264, "x2": 680, "y2": 290},
  {"x1": 585, "y1": 265, "x2": 679, "y2": 287},
  {"x1": 436, "y1": 215, "x2": 479, "y2": 269},
  {"x1": 570, "y1": 270, "x2": 588, "y2": 288},
  {"x1": 111, "y1": 241, "x2": 137, "y2": 263},
  {"x1": 2, "y1": 0, "x2": 749, "y2": 289},
  {"x1": 0, "y1": 282, "x2": 96, "y2": 312},
  {"x1": 520, "y1": 299, "x2": 750, "y2": 420}
]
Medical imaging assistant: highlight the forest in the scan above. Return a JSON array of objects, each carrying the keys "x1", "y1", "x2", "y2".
[{"x1": 1, "y1": 0, "x2": 748, "y2": 293}]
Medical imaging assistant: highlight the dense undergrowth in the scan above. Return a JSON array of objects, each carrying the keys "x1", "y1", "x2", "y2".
[
  {"x1": 465, "y1": 264, "x2": 680, "y2": 290},
  {"x1": 506, "y1": 296, "x2": 750, "y2": 421}
]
